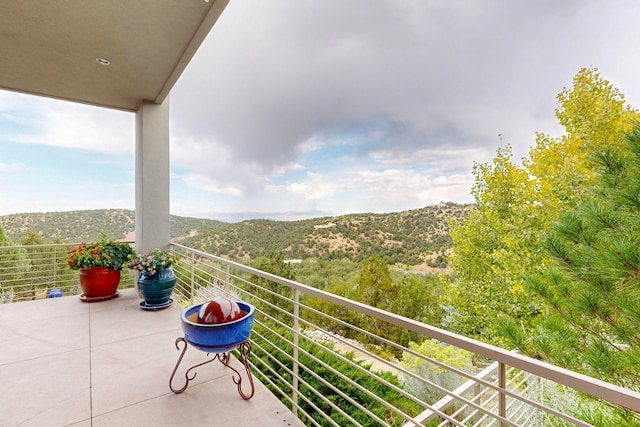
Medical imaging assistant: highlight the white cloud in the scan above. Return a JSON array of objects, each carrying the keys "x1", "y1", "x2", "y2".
[
  {"x1": 0, "y1": 163, "x2": 26, "y2": 172},
  {"x1": 179, "y1": 172, "x2": 244, "y2": 197},
  {"x1": 0, "y1": 91, "x2": 134, "y2": 154},
  {"x1": 265, "y1": 171, "x2": 355, "y2": 202},
  {"x1": 357, "y1": 169, "x2": 475, "y2": 211}
]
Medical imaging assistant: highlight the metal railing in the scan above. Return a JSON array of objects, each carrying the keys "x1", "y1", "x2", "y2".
[
  {"x1": 1, "y1": 242, "x2": 639, "y2": 425},
  {"x1": 168, "y1": 243, "x2": 640, "y2": 426},
  {"x1": 0, "y1": 243, "x2": 135, "y2": 303}
]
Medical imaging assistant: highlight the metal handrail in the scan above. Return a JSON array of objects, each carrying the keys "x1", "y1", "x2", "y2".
[
  {"x1": 168, "y1": 243, "x2": 640, "y2": 413},
  {"x1": 0, "y1": 242, "x2": 136, "y2": 303}
]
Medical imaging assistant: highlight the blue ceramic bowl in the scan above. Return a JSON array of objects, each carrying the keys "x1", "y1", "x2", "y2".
[{"x1": 181, "y1": 301, "x2": 255, "y2": 353}]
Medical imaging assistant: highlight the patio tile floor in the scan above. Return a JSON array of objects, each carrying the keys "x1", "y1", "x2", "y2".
[{"x1": 0, "y1": 289, "x2": 303, "y2": 427}]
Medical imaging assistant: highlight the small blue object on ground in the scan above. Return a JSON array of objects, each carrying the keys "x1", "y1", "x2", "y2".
[{"x1": 47, "y1": 288, "x2": 63, "y2": 298}]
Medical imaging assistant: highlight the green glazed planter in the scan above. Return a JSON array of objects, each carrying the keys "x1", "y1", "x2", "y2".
[{"x1": 138, "y1": 267, "x2": 176, "y2": 307}]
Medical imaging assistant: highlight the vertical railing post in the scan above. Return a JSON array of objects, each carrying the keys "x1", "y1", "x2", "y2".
[
  {"x1": 292, "y1": 289, "x2": 300, "y2": 416},
  {"x1": 189, "y1": 250, "x2": 196, "y2": 304},
  {"x1": 472, "y1": 381, "x2": 481, "y2": 424},
  {"x1": 499, "y1": 361, "x2": 506, "y2": 426},
  {"x1": 53, "y1": 246, "x2": 58, "y2": 289},
  {"x1": 225, "y1": 264, "x2": 231, "y2": 290}
]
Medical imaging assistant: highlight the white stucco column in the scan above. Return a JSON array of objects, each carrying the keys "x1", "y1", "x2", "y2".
[{"x1": 135, "y1": 97, "x2": 170, "y2": 254}]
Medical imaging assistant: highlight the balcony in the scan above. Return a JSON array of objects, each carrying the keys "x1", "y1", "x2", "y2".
[
  {"x1": 1, "y1": 243, "x2": 639, "y2": 426},
  {"x1": 1, "y1": 288, "x2": 303, "y2": 427}
]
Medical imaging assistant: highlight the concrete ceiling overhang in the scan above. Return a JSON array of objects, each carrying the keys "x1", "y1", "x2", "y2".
[{"x1": 0, "y1": 0, "x2": 229, "y2": 111}]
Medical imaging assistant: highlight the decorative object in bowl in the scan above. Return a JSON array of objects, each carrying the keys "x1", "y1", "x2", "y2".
[
  {"x1": 197, "y1": 296, "x2": 244, "y2": 324},
  {"x1": 170, "y1": 297, "x2": 256, "y2": 398},
  {"x1": 181, "y1": 299, "x2": 255, "y2": 353}
]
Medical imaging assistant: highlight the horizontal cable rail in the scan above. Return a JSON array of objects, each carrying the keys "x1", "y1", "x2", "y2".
[
  {"x1": 169, "y1": 243, "x2": 640, "y2": 426},
  {"x1": 2, "y1": 242, "x2": 639, "y2": 425},
  {"x1": 0, "y1": 243, "x2": 136, "y2": 303}
]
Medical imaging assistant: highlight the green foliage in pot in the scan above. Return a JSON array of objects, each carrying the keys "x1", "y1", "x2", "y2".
[{"x1": 65, "y1": 236, "x2": 134, "y2": 271}]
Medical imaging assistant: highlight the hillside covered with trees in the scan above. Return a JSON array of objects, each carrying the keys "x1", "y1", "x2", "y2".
[
  {"x1": 0, "y1": 209, "x2": 225, "y2": 245},
  {"x1": 180, "y1": 202, "x2": 466, "y2": 268},
  {"x1": 0, "y1": 202, "x2": 468, "y2": 270}
]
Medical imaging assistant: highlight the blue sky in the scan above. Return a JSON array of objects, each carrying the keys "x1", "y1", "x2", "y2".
[{"x1": 2, "y1": 0, "x2": 640, "y2": 221}]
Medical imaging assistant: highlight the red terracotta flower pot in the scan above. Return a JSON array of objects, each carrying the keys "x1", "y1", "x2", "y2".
[{"x1": 79, "y1": 267, "x2": 121, "y2": 302}]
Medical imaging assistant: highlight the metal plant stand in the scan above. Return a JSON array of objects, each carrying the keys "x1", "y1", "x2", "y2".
[{"x1": 169, "y1": 337, "x2": 255, "y2": 399}]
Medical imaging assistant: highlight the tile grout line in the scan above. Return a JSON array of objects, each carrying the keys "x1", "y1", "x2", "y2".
[{"x1": 88, "y1": 303, "x2": 93, "y2": 427}]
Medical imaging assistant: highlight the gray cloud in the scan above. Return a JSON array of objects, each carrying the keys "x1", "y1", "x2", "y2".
[
  {"x1": 169, "y1": 0, "x2": 640, "y2": 203},
  {"x1": 6, "y1": 0, "x2": 640, "y2": 219}
]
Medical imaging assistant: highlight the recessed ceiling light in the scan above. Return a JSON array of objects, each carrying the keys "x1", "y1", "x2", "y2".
[{"x1": 96, "y1": 57, "x2": 110, "y2": 66}]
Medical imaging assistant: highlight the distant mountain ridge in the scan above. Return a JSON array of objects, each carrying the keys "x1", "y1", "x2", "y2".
[
  {"x1": 0, "y1": 209, "x2": 224, "y2": 244},
  {"x1": 0, "y1": 203, "x2": 470, "y2": 270}
]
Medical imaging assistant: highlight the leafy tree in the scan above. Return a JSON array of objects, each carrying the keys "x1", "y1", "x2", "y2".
[
  {"x1": 293, "y1": 258, "x2": 359, "y2": 291},
  {"x1": 505, "y1": 127, "x2": 640, "y2": 394},
  {"x1": 0, "y1": 222, "x2": 15, "y2": 247},
  {"x1": 354, "y1": 256, "x2": 396, "y2": 310},
  {"x1": 252, "y1": 250, "x2": 296, "y2": 281},
  {"x1": 20, "y1": 228, "x2": 50, "y2": 299},
  {"x1": 250, "y1": 322, "x2": 423, "y2": 426},
  {"x1": 21, "y1": 229, "x2": 43, "y2": 245},
  {"x1": 0, "y1": 222, "x2": 31, "y2": 302},
  {"x1": 391, "y1": 273, "x2": 444, "y2": 345},
  {"x1": 301, "y1": 259, "x2": 445, "y2": 351},
  {"x1": 250, "y1": 251, "x2": 297, "y2": 318},
  {"x1": 444, "y1": 68, "x2": 639, "y2": 345},
  {"x1": 444, "y1": 144, "x2": 546, "y2": 343},
  {"x1": 298, "y1": 258, "x2": 362, "y2": 335},
  {"x1": 397, "y1": 273, "x2": 443, "y2": 324},
  {"x1": 352, "y1": 256, "x2": 410, "y2": 354},
  {"x1": 525, "y1": 68, "x2": 636, "y2": 213},
  {"x1": 401, "y1": 339, "x2": 474, "y2": 404}
]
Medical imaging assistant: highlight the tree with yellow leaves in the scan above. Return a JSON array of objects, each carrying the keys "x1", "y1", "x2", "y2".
[{"x1": 443, "y1": 68, "x2": 638, "y2": 347}]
